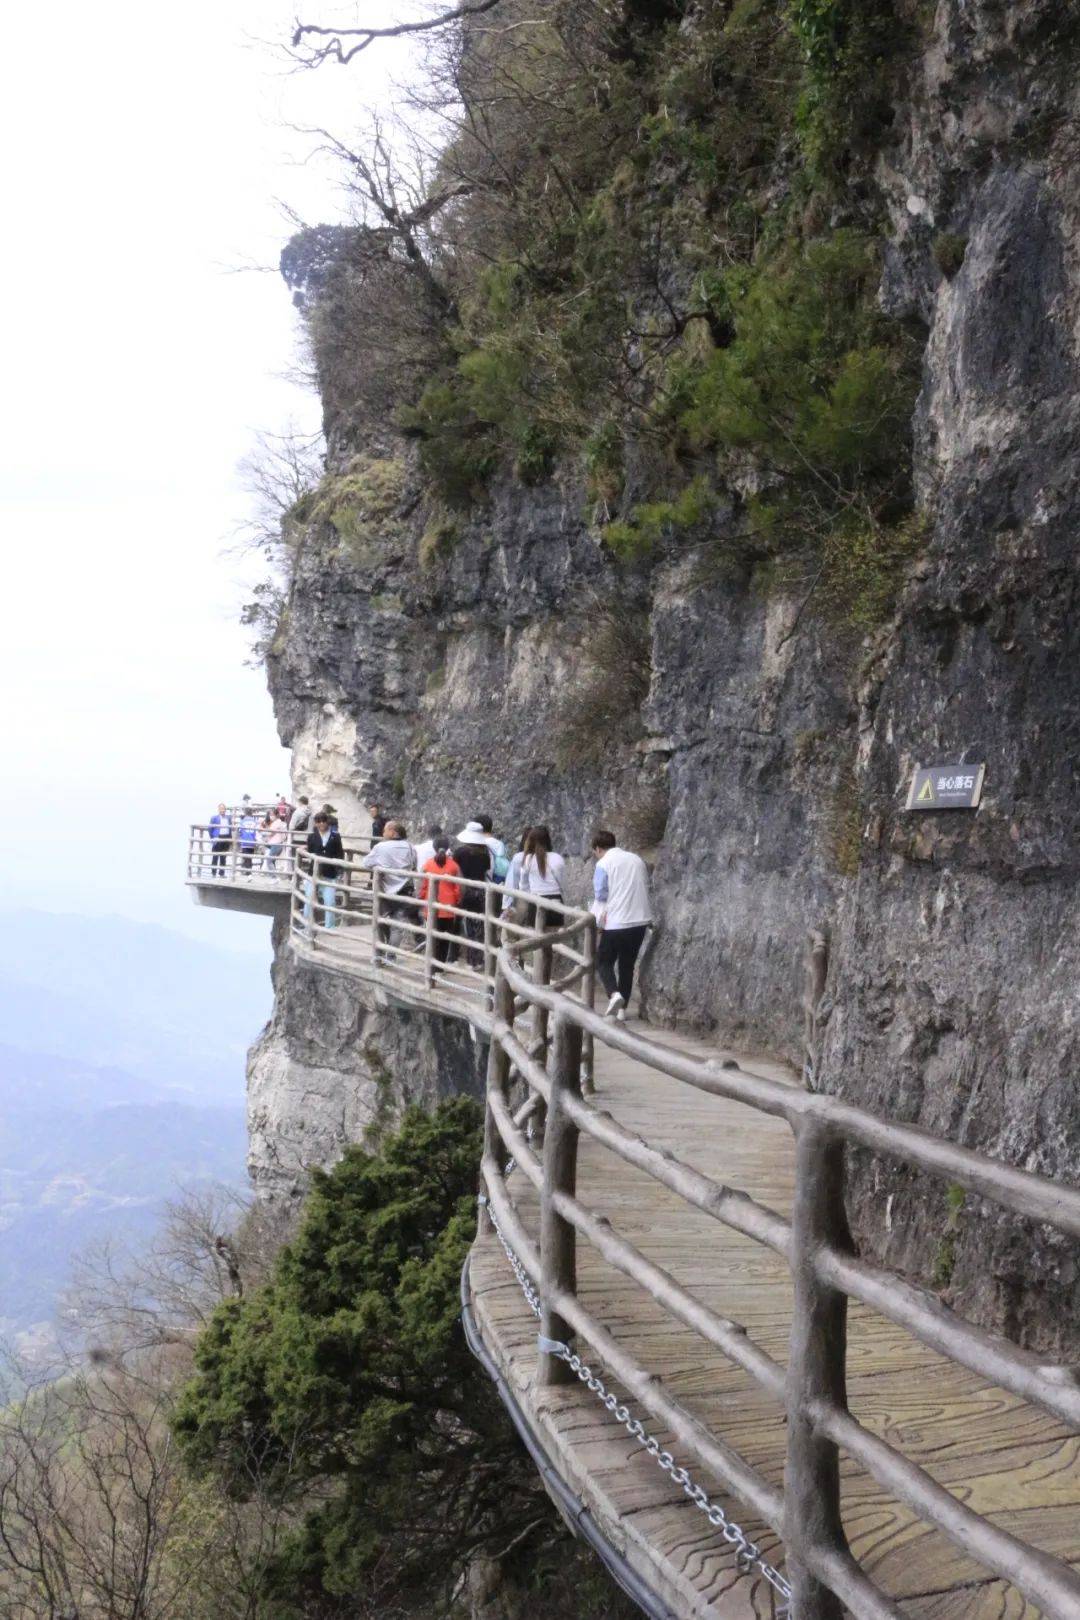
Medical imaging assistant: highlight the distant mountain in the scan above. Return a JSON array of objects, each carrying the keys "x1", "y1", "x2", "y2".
[
  {"x1": 0, "y1": 909, "x2": 272, "y2": 1103},
  {"x1": 0, "y1": 912, "x2": 265, "y2": 1345},
  {"x1": 0, "y1": 1080, "x2": 247, "y2": 1330}
]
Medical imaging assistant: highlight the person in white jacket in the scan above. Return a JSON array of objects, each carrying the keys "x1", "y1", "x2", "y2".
[{"x1": 591, "y1": 829, "x2": 653, "y2": 1021}]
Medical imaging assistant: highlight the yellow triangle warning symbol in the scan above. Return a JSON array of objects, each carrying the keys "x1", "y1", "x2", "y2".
[{"x1": 917, "y1": 777, "x2": 935, "y2": 803}]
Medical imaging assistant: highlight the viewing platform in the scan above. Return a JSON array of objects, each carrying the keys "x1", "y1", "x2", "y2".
[
  {"x1": 189, "y1": 818, "x2": 1080, "y2": 1619},
  {"x1": 185, "y1": 816, "x2": 372, "y2": 917}
]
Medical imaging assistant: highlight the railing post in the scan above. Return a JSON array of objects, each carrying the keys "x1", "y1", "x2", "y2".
[
  {"x1": 424, "y1": 873, "x2": 437, "y2": 988},
  {"x1": 582, "y1": 914, "x2": 597, "y2": 1096},
  {"x1": 371, "y1": 867, "x2": 382, "y2": 964},
  {"x1": 803, "y1": 928, "x2": 829, "y2": 1092},
  {"x1": 483, "y1": 883, "x2": 498, "y2": 990},
  {"x1": 784, "y1": 1119, "x2": 851, "y2": 1620},
  {"x1": 532, "y1": 931, "x2": 553, "y2": 1065},
  {"x1": 481, "y1": 970, "x2": 515, "y2": 1235},
  {"x1": 537, "y1": 1011, "x2": 583, "y2": 1386}
]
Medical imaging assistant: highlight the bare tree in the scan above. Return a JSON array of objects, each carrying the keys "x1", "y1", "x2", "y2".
[
  {"x1": 0, "y1": 1351, "x2": 308, "y2": 1620},
  {"x1": 63, "y1": 1185, "x2": 253, "y2": 1364},
  {"x1": 235, "y1": 424, "x2": 323, "y2": 562},
  {"x1": 0, "y1": 1353, "x2": 189, "y2": 1620}
]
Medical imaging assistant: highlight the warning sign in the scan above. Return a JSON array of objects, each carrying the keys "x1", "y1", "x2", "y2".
[{"x1": 905, "y1": 763, "x2": 985, "y2": 812}]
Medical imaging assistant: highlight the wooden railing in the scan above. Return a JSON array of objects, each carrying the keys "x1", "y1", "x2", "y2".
[
  {"x1": 286, "y1": 845, "x2": 598, "y2": 1080},
  {"x1": 185, "y1": 823, "x2": 373, "y2": 888},
  {"x1": 480, "y1": 948, "x2": 1080, "y2": 1620},
  {"x1": 195, "y1": 814, "x2": 1080, "y2": 1618}
]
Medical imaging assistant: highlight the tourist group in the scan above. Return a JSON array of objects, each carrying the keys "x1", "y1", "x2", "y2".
[{"x1": 210, "y1": 796, "x2": 653, "y2": 1022}]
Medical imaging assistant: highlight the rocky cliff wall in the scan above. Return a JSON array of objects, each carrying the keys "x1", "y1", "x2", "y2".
[
  {"x1": 248, "y1": 917, "x2": 484, "y2": 1207},
  {"x1": 250, "y1": 0, "x2": 1080, "y2": 1349}
]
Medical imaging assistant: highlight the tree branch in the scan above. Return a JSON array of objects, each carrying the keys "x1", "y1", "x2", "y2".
[{"x1": 292, "y1": 0, "x2": 502, "y2": 65}]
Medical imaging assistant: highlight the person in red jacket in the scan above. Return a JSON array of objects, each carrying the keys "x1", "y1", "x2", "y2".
[{"x1": 419, "y1": 837, "x2": 462, "y2": 968}]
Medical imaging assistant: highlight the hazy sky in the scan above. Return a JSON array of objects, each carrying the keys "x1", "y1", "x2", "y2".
[{"x1": 0, "y1": 3, "x2": 414, "y2": 949}]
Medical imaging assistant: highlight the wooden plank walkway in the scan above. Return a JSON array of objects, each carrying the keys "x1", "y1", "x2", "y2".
[{"x1": 468, "y1": 1024, "x2": 1080, "y2": 1619}]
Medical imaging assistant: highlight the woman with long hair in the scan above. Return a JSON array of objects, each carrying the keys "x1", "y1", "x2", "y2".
[{"x1": 520, "y1": 824, "x2": 566, "y2": 932}]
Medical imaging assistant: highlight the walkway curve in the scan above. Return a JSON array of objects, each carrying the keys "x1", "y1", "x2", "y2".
[{"x1": 186, "y1": 830, "x2": 1080, "y2": 1620}]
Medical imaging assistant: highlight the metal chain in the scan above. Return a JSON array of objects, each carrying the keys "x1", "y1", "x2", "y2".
[{"x1": 477, "y1": 1193, "x2": 793, "y2": 1618}]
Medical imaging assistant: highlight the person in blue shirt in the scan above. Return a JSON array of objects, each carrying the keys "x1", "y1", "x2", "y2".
[
  {"x1": 475, "y1": 814, "x2": 509, "y2": 881},
  {"x1": 237, "y1": 811, "x2": 258, "y2": 875},
  {"x1": 209, "y1": 802, "x2": 231, "y2": 878}
]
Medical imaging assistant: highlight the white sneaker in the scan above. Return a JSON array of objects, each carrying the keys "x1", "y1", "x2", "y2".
[
  {"x1": 615, "y1": 1007, "x2": 627, "y2": 1023},
  {"x1": 605, "y1": 992, "x2": 625, "y2": 1017}
]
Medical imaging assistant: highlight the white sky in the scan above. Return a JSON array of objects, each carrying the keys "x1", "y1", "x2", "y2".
[{"x1": 0, "y1": 2, "x2": 416, "y2": 949}]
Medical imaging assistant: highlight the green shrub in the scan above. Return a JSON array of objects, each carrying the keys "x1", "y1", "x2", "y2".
[
  {"x1": 818, "y1": 511, "x2": 927, "y2": 632},
  {"x1": 668, "y1": 232, "x2": 919, "y2": 587},
  {"x1": 829, "y1": 764, "x2": 863, "y2": 876},
  {"x1": 554, "y1": 607, "x2": 652, "y2": 769},
  {"x1": 307, "y1": 457, "x2": 408, "y2": 557},
  {"x1": 400, "y1": 382, "x2": 498, "y2": 506},
  {"x1": 584, "y1": 419, "x2": 625, "y2": 510},
  {"x1": 417, "y1": 510, "x2": 460, "y2": 569},
  {"x1": 683, "y1": 233, "x2": 911, "y2": 478},
  {"x1": 604, "y1": 479, "x2": 716, "y2": 563},
  {"x1": 789, "y1": 0, "x2": 908, "y2": 182},
  {"x1": 932, "y1": 232, "x2": 968, "y2": 278},
  {"x1": 933, "y1": 1184, "x2": 967, "y2": 1289}
]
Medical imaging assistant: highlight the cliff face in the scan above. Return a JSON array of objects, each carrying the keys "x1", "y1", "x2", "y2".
[
  {"x1": 248, "y1": 918, "x2": 484, "y2": 1206},
  {"x1": 252, "y1": 0, "x2": 1080, "y2": 1349}
]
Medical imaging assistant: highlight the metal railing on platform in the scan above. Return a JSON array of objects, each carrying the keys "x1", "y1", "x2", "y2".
[
  {"x1": 185, "y1": 823, "x2": 373, "y2": 890},
  {"x1": 190, "y1": 811, "x2": 1080, "y2": 1619}
]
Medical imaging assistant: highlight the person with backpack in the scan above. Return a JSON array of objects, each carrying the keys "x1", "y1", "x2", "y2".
[
  {"x1": 476, "y1": 814, "x2": 509, "y2": 882},
  {"x1": 591, "y1": 829, "x2": 654, "y2": 1021},
  {"x1": 209, "y1": 802, "x2": 232, "y2": 878},
  {"x1": 419, "y1": 836, "x2": 463, "y2": 969},
  {"x1": 362, "y1": 821, "x2": 417, "y2": 963}
]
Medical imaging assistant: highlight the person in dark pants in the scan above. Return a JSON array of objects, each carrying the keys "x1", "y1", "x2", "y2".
[
  {"x1": 209, "y1": 802, "x2": 231, "y2": 877},
  {"x1": 591, "y1": 829, "x2": 653, "y2": 1022},
  {"x1": 452, "y1": 821, "x2": 492, "y2": 970},
  {"x1": 304, "y1": 813, "x2": 346, "y2": 931}
]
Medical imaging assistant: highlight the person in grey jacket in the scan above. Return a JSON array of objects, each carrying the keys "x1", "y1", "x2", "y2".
[{"x1": 362, "y1": 822, "x2": 416, "y2": 962}]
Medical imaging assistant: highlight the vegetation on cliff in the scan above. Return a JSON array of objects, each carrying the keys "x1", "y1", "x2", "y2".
[{"x1": 275, "y1": 0, "x2": 924, "y2": 632}]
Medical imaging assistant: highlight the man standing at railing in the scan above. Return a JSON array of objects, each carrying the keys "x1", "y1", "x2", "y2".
[
  {"x1": 209, "y1": 802, "x2": 231, "y2": 878},
  {"x1": 361, "y1": 821, "x2": 416, "y2": 963},
  {"x1": 303, "y1": 812, "x2": 345, "y2": 932},
  {"x1": 591, "y1": 829, "x2": 654, "y2": 1022}
]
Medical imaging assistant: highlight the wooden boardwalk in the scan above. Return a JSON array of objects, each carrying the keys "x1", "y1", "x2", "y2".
[
  {"x1": 468, "y1": 1024, "x2": 1080, "y2": 1619},
  {"x1": 188, "y1": 846, "x2": 1080, "y2": 1618}
]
